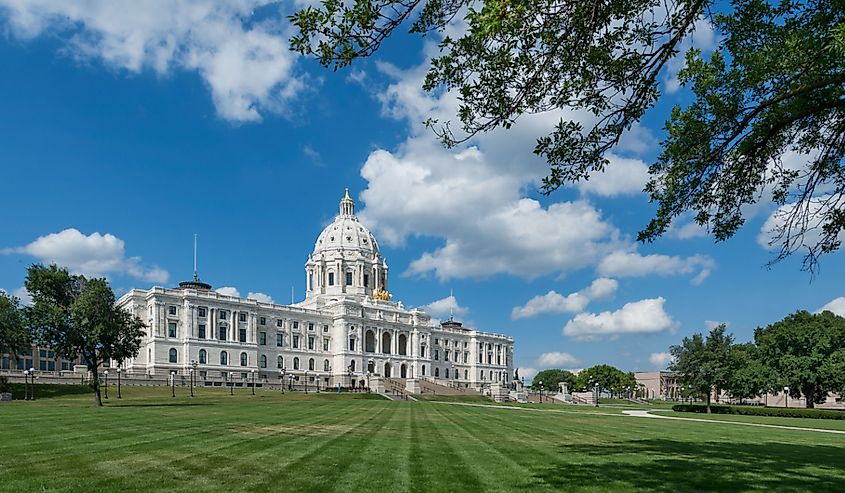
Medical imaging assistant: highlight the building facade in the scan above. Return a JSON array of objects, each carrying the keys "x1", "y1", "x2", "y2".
[{"x1": 115, "y1": 190, "x2": 514, "y2": 390}]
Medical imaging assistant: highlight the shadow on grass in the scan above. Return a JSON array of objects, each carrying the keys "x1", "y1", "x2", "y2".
[
  {"x1": 535, "y1": 439, "x2": 845, "y2": 491},
  {"x1": 9, "y1": 383, "x2": 91, "y2": 399},
  {"x1": 110, "y1": 401, "x2": 217, "y2": 408}
]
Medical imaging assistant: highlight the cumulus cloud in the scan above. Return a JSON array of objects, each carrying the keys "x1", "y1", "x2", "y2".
[
  {"x1": 247, "y1": 292, "x2": 274, "y2": 304},
  {"x1": 818, "y1": 297, "x2": 845, "y2": 317},
  {"x1": 0, "y1": 1, "x2": 302, "y2": 122},
  {"x1": 704, "y1": 320, "x2": 728, "y2": 330},
  {"x1": 422, "y1": 295, "x2": 469, "y2": 319},
  {"x1": 511, "y1": 278, "x2": 618, "y2": 319},
  {"x1": 649, "y1": 352, "x2": 673, "y2": 368},
  {"x1": 216, "y1": 286, "x2": 241, "y2": 298},
  {"x1": 4, "y1": 228, "x2": 168, "y2": 284},
  {"x1": 537, "y1": 352, "x2": 579, "y2": 367},
  {"x1": 576, "y1": 154, "x2": 650, "y2": 197},
  {"x1": 517, "y1": 367, "x2": 538, "y2": 381},
  {"x1": 563, "y1": 297, "x2": 676, "y2": 341},
  {"x1": 757, "y1": 195, "x2": 845, "y2": 254},
  {"x1": 597, "y1": 251, "x2": 714, "y2": 285}
]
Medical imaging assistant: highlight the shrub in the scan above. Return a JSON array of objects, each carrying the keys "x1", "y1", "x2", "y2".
[
  {"x1": 672, "y1": 403, "x2": 845, "y2": 420},
  {"x1": 0, "y1": 375, "x2": 9, "y2": 393}
]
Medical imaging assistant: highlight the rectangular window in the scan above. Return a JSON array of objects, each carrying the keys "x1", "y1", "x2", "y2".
[
  {"x1": 168, "y1": 322, "x2": 177, "y2": 338},
  {"x1": 276, "y1": 333, "x2": 284, "y2": 347},
  {"x1": 349, "y1": 338, "x2": 355, "y2": 351},
  {"x1": 276, "y1": 319, "x2": 283, "y2": 327},
  {"x1": 239, "y1": 313, "x2": 247, "y2": 322},
  {"x1": 259, "y1": 332, "x2": 267, "y2": 345},
  {"x1": 198, "y1": 307, "x2": 207, "y2": 317},
  {"x1": 40, "y1": 360, "x2": 47, "y2": 370},
  {"x1": 239, "y1": 329, "x2": 247, "y2": 343},
  {"x1": 293, "y1": 321, "x2": 299, "y2": 329},
  {"x1": 199, "y1": 370, "x2": 207, "y2": 379},
  {"x1": 323, "y1": 325, "x2": 329, "y2": 333},
  {"x1": 434, "y1": 338, "x2": 439, "y2": 345},
  {"x1": 168, "y1": 306, "x2": 177, "y2": 316},
  {"x1": 260, "y1": 317, "x2": 266, "y2": 325},
  {"x1": 364, "y1": 274, "x2": 369, "y2": 287},
  {"x1": 323, "y1": 339, "x2": 330, "y2": 351},
  {"x1": 328, "y1": 272, "x2": 335, "y2": 286},
  {"x1": 308, "y1": 336, "x2": 315, "y2": 350},
  {"x1": 39, "y1": 349, "x2": 47, "y2": 358},
  {"x1": 345, "y1": 271, "x2": 353, "y2": 286},
  {"x1": 198, "y1": 324, "x2": 206, "y2": 339},
  {"x1": 445, "y1": 351, "x2": 450, "y2": 362},
  {"x1": 219, "y1": 326, "x2": 227, "y2": 341},
  {"x1": 293, "y1": 335, "x2": 300, "y2": 349},
  {"x1": 219, "y1": 311, "x2": 227, "y2": 320},
  {"x1": 308, "y1": 323, "x2": 314, "y2": 331},
  {"x1": 434, "y1": 349, "x2": 439, "y2": 361}
]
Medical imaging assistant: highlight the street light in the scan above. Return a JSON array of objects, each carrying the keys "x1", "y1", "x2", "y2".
[
  {"x1": 288, "y1": 374, "x2": 294, "y2": 391},
  {"x1": 103, "y1": 370, "x2": 109, "y2": 400},
  {"x1": 170, "y1": 370, "x2": 176, "y2": 398},
  {"x1": 23, "y1": 370, "x2": 30, "y2": 400},
  {"x1": 117, "y1": 368, "x2": 122, "y2": 399},
  {"x1": 279, "y1": 368, "x2": 286, "y2": 394},
  {"x1": 347, "y1": 363, "x2": 354, "y2": 392},
  {"x1": 191, "y1": 360, "x2": 198, "y2": 397},
  {"x1": 251, "y1": 369, "x2": 257, "y2": 396},
  {"x1": 594, "y1": 383, "x2": 599, "y2": 407},
  {"x1": 29, "y1": 367, "x2": 36, "y2": 400},
  {"x1": 784, "y1": 386, "x2": 790, "y2": 408},
  {"x1": 366, "y1": 371, "x2": 371, "y2": 393},
  {"x1": 229, "y1": 372, "x2": 234, "y2": 395}
]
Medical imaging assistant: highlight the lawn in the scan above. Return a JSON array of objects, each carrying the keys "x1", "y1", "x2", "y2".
[{"x1": 2, "y1": 385, "x2": 844, "y2": 492}]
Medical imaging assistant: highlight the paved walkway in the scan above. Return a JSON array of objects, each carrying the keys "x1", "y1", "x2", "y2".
[{"x1": 429, "y1": 401, "x2": 845, "y2": 435}]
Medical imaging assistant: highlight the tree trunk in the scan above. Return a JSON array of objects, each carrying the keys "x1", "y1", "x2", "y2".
[
  {"x1": 803, "y1": 385, "x2": 815, "y2": 408},
  {"x1": 90, "y1": 366, "x2": 103, "y2": 407},
  {"x1": 706, "y1": 391, "x2": 711, "y2": 414}
]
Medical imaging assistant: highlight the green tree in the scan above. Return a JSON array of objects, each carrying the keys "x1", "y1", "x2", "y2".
[
  {"x1": 754, "y1": 310, "x2": 845, "y2": 408},
  {"x1": 25, "y1": 264, "x2": 146, "y2": 406},
  {"x1": 670, "y1": 325, "x2": 734, "y2": 412},
  {"x1": 530, "y1": 369, "x2": 576, "y2": 392},
  {"x1": 725, "y1": 342, "x2": 770, "y2": 401},
  {"x1": 574, "y1": 364, "x2": 635, "y2": 396},
  {"x1": 291, "y1": 0, "x2": 845, "y2": 270},
  {"x1": 0, "y1": 290, "x2": 30, "y2": 366}
]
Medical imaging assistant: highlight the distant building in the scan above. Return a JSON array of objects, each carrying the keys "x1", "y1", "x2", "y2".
[
  {"x1": 635, "y1": 371, "x2": 679, "y2": 400},
  {"x1": 114, "y1": 190, "x2": 514, "y2": 390}
]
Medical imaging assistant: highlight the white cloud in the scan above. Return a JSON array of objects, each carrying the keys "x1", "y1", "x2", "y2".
[
  {"x1": 12, "y1": 287, "x2": 32, "y2": 306},
  {"x1": 668, "y1": 219, "x2": 709, "y2": 240},
  {"x1": 597, "y1": 251, "x2": 714, "y2": 284},
  {"x1": 576, "y1": 154, "x2": 650, "y2": 197},
  {"x1": 537, "y1": 352, "x2": 579, "y2": 367},
  {"x1": 818, "y1": 297, "x2": 845, "y2": 317},
  {"x1": 517, "y1": 367, "x2": 538, "y2": 382},
  {"x1": 563, "y1": 297, "x2": 676, "y2": 340},
  {"x1": 4, "y1": 228, "x2": 168, "y2": 284},
  {"x1": 422, "y1": 295, "x2": 469, "y2": 318},
  {"x1": 649, "y1": 352, "x2": 672, "y2": 368},
  {"x1": 247, "y1": 292, "x2": 273, "y2": 304},
  {"x1": 511, "y1": 277, "x2": 618, "y2": 319},
  {"x1": 216, "y1": 286, "x2": 241, "y2": 298},
  {"x1": 757, "y1": 195, "x2": 845, "y2": 254},
  {"x1": 664, "y1": 17, "x2": 718, "y2": 93},
  {"x1": 704, "y1": 320, "x2": 728, "y2": 330},
  {"x1": 0, "y1": 1, "x2": 302, "y2": 122}
]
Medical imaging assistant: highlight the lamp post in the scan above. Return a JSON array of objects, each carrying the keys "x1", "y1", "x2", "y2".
[
  {"x1": 251, "y1": 369, "x2": 257, "y2": 396},
  {"x1": 191, "y1": 360, "x2": 198, "y2": 397},
  {"x1": 784, "y1": 386, "x2": 790, "y2": 408},
  {"x1": 366, "y1": 371, "x2": 371, "y2": 393},
  {"x1": 229, "y1": 372, "x2": 234, "y2": 395},
  {"x1": 279, "y1": 368, "x2": 285, "y2": 394},
  {"x1": 170, "y1": 370, "x2": 176, "y2": 398},
  {"x1": 288, "y1": 374, "x2": 294, "y2": 391},
  {"x1": 347, "y1": 364, "x2": 353, "y2": 392},
  {"x1": 304, "y1": 371, "x2": 309, "y2": 394},
  {"x1": 103, "y1": 370, "x2": 109, "y2": 400},
  {"x1": 594, "y1": 383, "x2": 599, "y2": 407},
  {"x1": 23, "y1": 370, "x2": 29, "y2": 400},
  {"x1": 189, "y1": 368, "x2": 194, "y2": 398},
  {"x1": 117, "y1": 368, "x2": 122, "y2": 399},
  {"x1": 29, "y1": 367, "x2": 36, "y2": 400}
]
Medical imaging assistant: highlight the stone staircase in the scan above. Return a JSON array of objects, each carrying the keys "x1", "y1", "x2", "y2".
[{"x1": 417, "y1": 379, "x2": 481, "y2": 396}]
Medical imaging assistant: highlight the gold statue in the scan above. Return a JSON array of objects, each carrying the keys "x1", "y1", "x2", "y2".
[{"x1": 373, "y1": 289, "x2": 392, "y2": 301}]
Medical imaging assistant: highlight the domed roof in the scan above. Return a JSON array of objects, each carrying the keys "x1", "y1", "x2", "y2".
[{"x1": 312, "y1": 189, "x2": 380, "y2": 258}]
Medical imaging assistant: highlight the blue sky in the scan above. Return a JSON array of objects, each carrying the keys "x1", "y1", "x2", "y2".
[{"x1": 1, "y1": 2, "x2": 842, "y2": 380}]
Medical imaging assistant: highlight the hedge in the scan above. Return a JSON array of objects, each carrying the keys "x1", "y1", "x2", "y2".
[{"x1": 672, "y1": 403, "x2": 845, "y2": 420}]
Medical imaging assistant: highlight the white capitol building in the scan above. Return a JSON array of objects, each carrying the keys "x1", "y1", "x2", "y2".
[{"x1": 116, "y1": 190, "x2": 514, "y2": 391}]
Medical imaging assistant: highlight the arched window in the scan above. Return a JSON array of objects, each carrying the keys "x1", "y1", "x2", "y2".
[
  {"x1": 422, "y1": 364, "x2": 426, "y2": 376},
  {"x1": 260, "y1": 355, "x2": 267, "y2": 368},
  {"x1": 345, "y1": 271, "x2": 353, "y2": 286},
  {"x1": 381, "y1": 332, "x2": 392, "y2": 354},
  {"x1": 220, "y1": 351, "x2": 228, "y2": 366},
  {"x1": 398, "y1": 334, "x2": 407, "y2": 355},
  {"x1": 350, "y1": 359, "x2": 356, "y2": 371},
  {"x1": 323, "y1": 359, "x2": 330, "y2": 371},
  {"x1": 445, "y1": 368, "x2": 450, "y2": 378},
  {"x1": 435, "y1": 367, "x2": 440, "y2": 377},
  {"x1": 277, "y1": 355, "x2": 284, "y2": 369},
  {"x1": 365, "y1": 330, "x2": 376, "y2": 353},
  {"x1": 240, "y1": 352, "x2": 248, "y2": 366},
  {"x1": 309, "y1": 358, "x2": 315, "y2": 371},
  {"x1": 169, "y1": 348, "x2": 177, "y2": 363},
  {"x1": 464, "y1": 369, "x2": 468, "y2": 380},
  {"x1": 293, "y1": 357, "x2": 300, "y2": 370},
  {"x1": 198, "y1": 349, "x2": 207, "y2": 364}
]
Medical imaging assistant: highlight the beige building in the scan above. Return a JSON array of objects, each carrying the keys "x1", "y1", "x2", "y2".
[{"x1": 634, "y1": 371, "x2": 680, "y2": 400}]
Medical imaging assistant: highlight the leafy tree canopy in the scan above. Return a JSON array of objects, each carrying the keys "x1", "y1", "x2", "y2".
[
  {"x1": 574, "y1": 364, "x2": 636, "y2": 394},
  {"x1": 25, "y1": 264, "x2": 146, "y2": 406},
  {"x1": 754, "y1": 310, "x2": 845, "y2": 408},
  {"x1": 0, "y1": 290, "x2": 30, "y2": 363},
  {"x1": 291, "y1": 0, "x2": 845, "y2": 270},
  {"x1": 670, "y1": 324, "x2": 733, "y2": 412},
  {"x1": 530, "y1": 368, "x2": 576, "y2": 391}
]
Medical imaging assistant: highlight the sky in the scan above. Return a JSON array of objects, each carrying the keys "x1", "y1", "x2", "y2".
[{"x1": 0, "y1": 1, "x2": 843, "y2": 381}]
